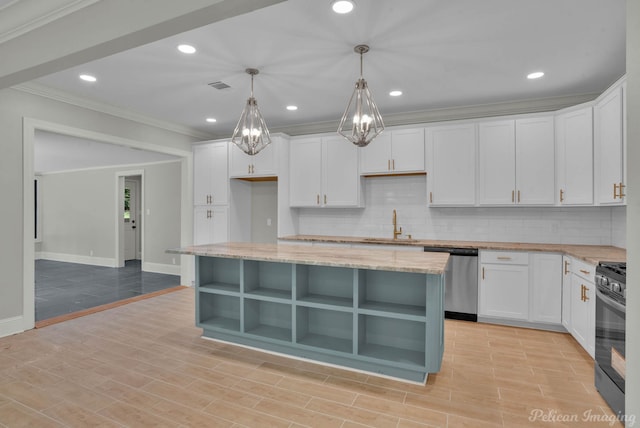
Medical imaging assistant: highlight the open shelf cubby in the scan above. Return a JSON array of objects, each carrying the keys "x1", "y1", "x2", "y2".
[
  {"x1": 295, "y1": 264, "x2": 354, "y2": 309},
  {"x1": 243, "y1": 260, "x2": 292, "y2": 301},
  {"x1": 198, "y1": 293, "x2": 241, "y2": 332},
  {"x1": 358, "y1": 270, "x2": 426, "y2": 319},
  {"x1": 357, "y1": 314, "x2": 426, "y2": 367},
  {"x1": 296, "y1": 306, "x2": 353, "y2": 354},
  {"x1": 198, "y1": 257, "x2": 241, "y2": 294},
  {"x1": 244, "y1": 298, "x2": 292, "y2": 342}
]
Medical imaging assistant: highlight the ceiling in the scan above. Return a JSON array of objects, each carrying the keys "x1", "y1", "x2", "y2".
[
  {"x1": 32, "y1": 0, "x2": 626, "y2": 139},
  {"x1": 34, "y1": 131, "x2": 180, "y2": 174}
]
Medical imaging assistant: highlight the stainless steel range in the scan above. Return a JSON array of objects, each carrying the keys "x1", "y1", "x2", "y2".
[{"x1": 595, "y1": 261, "x2": 626, "y2": 418}]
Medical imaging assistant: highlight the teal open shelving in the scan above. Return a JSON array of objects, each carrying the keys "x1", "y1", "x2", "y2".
[{"x1": 194, "y1": 256, "x2": 444, "y2": 383}]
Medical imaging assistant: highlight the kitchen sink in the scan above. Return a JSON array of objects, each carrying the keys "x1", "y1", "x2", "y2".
[{"x1": 361, "y1": 237, "x2": 418, "y2": 244}]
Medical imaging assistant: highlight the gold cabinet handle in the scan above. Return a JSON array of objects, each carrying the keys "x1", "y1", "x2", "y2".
[
  {"x1": 482, "y1": 267, "x2": 485, "y2": 280},
  {"x1": 388, "y1": 159, "x2": 391, "y2": 171},
  {"x1": 429, "y1": 192, "x2": 433, "y2": 204},
  {"x1": 512, "y1": 190, "x2": 515, "y2": 203},
  {"x1": 392, "y1": 159, "x2": 395, "y2": 170},
  {"x1": 579, "y1": 269, "x2": 590, "y2": 275},
  {"x1": 517, "y1": 190, "x2": 521, "y2": 203},
  {"x1": 583, "y1": 285, "x2": 589, "y2": 301},
  {"x1": 564, "y1": 260, "x2": 570, "y2": 275},
  {"x1": 619, "y1": 182, "x2": 626, "y2": 198},
  {"x1": 324, "y1": 194, "x2": 327, "y2": 204},
  {"x1": 497, "y1": 256, "x2": 512, "y2": 261},
  {"x1": 581, "y1": 284, "x2": 585, "y2": 302},
  {"x1": 252, "y1": 164, "x2": 255, "y2": 174},
  {"x1": 248, "y1": 164, "x2": 251, "y2": 174},
  {"x1": 560, "y1": 189, "x2": 564, "y2": 203},
  {"x1": 613, "y1": 183, "x2": 619, "y2": 199},
  {"x1": 316, "y1": 194, "x2": 320, "y2": 205}
]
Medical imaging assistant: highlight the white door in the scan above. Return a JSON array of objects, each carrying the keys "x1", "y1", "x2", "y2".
[
  {"x1": 289, "y1": 138, "x2": 323, "y2": 207},
  {"x1": 515, "y1": 116, "x2": 555, "y2": 205},
  {"x1": 323, "y1": 136, "x2": 360, "y2": 207},
  {"x1": 124, "y1": 178, "x2": 140, "y2": 260},
  {"x1": 390, "y1": 128, "x2": 425, "y2": 173},
  {"x1": 478, "y1": 120, "x2": 516, "y2": 205}
]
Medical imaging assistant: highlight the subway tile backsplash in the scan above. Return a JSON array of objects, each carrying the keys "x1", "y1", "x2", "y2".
[{"x1": 297, "y1": 175, "x2": 625, "y2": 247}]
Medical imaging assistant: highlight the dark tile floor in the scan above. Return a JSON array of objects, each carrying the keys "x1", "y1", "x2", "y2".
[{"x1": 35, "y1": 259, "x2": 181, "y2": 321}]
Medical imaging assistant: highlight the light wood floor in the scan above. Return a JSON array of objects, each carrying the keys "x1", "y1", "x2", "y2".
[{"x1": 0, "y1": 288, "x2": 622, "y2": 427}]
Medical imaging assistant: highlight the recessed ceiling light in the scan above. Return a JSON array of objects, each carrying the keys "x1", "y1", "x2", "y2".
[
  {"x1": 206, "y1": 118, "x2": 217, "y2": 123},
  {"x1": 79, "y1": 74, "x2": 97, "y2": 82},
  {"x1": 286, "y1": 105, "x2": 298, "y2": 111},
  {"x1": 331, "y1": 0, "x2": 355, "y2": 14},
  {"x1": 527, "y1": 71, "x2": 545, "y2": 79},
  {"x1": 389, "y1": 90, "x2": 403, "y2": 97},
  {"x1": 177, "y1": 44, "x2": 196, "y2": 54}
]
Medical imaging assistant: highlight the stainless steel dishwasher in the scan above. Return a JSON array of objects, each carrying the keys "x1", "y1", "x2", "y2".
[{"x1": 424, "y1": 247, "x2": 478, "y2": 321}]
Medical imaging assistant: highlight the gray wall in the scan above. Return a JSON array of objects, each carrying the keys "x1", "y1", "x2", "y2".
[
  {"x1": 251, "y1": 181, "x2": 278, "y2": 244},
  {"x1": 626, "y1": 0, "x2": 639, "y2": 419},
  {"x1": 0, "y1": 87, "x2": 196, "y2": 324},
  {"x1": 39, "y1": 161, "x2": 182, "y2": 266}
]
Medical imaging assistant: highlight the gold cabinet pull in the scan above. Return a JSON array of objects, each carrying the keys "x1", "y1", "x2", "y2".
[
  {"x1": 388, "y1": 159, "x2": 391, "y2": 170},
  {"x1": 482, "y1": 267, "x2": 485, "y2": 280},
  {"x1": 252, "y1": 164, "x2": 255, "y2": 174},
  {"x1": 392, "y1": 159, "x2": 395, "y2": 170},
  {"x1": 560, "y1": 189, "x2": 564, "y2": 203},
  {"x1": 517, "y1": 190, "x2": 521, "y2": 203},
  {"x1": 619, "y1": 182, "x2": 626, "y2": 198},
  {"x1": 581, "y1": 284, "x2": 585, "y2": 302},
  {"x1": 564, "y1": 260, "x2": 570, "y2": 275},
  {"x1": 248, "y1": 164, "x2": 251, "y2": 174},
  {"x1": 429, "y1": 192, "x2": 433, "y2": 203},
  {"x1": 497, "y1": 256, "x2": 512, "y2": 261},
  {"x1": 613, "y1": 183, "x2": 619, "y2": 199},
  {"x1": 324, "y1": 194, "x2": 327, "y2": 204},
  {"x1": 316, "y1": 194, "x2": 320, "y2": 205},
  {"x1": 579, "y1": 269, "x2": 590, "y2": 275},
  {"x1": 512, "y1": 190, "x2": 515, "y2": 203},
  {"x1": 583, "y1": 285, "x2": 589, "y2": 301}
]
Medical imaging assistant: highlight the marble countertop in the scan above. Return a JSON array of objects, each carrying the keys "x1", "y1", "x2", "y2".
[
  {"x1": 279, "y1": 235, "x2": 626, "y2": 266},
  {"x1": 168, "y1": 242, "x2": 450, "y2": 275}
]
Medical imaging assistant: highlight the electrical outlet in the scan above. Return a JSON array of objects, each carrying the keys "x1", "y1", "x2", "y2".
[
  {"x1": 172, "y1": 257, "x2": 176, "y2": 265},
  {"x1": 90, "y1": 250, "x2": 94, "y2": 256},
  {"x1": 267, "y1": 218, "x2": 272, "y2": 226}
]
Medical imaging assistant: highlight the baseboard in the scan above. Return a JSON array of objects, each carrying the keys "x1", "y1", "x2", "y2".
[
  {"x1": 0, "y1": 316, "x2": 24, "y2": 338},
  {"x1": 38, "y1": 252, "x2": 117, "y2": 268},
  {"x1": 142, "y1": 261, "x2": 181, "y2": 276},
  {"x1": 35, "y1": 251, "x2": 42, "y2": 260},
  {"x1": 477, "y1": 316, "x2": 567, "y2": 332}
]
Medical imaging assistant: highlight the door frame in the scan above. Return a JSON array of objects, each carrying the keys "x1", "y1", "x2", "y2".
[
  {"x1": 22, "y1": 118, "x2": 194, "y2": 332},
  {"x1": 118, "y1": 172, "x2": 144, "y2": 266}
]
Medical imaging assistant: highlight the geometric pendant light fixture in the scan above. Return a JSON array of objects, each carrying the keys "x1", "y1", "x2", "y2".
[
  {"x1": 337, "y1": 44, "x2": 384, "y2": 147},
  {"x1": 231, "y1": 68, "x2": 272, "y2": 156}
]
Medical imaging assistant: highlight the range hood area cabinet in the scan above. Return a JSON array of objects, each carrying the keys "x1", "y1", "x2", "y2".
[
  {"x1": 478, "y1": 116, "x2": 555, "y2": 206},
  {"x1": 289, "y1": 135, "x2": 363, "y2": 208},
  {"x1": 359, "y1": 128, "x2": 425, "y2": 175},
  {"x1": 426, "y1": 123, "x2": 477, "y2": 206}
]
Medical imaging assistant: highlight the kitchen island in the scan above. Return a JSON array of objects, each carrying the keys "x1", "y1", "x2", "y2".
[{"x1": 168, "y1": 242, "x2": 449, "y2": 383}]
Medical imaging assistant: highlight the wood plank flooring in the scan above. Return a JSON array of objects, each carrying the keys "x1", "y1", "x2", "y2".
[{"x1": 0, "y1": 288, "x2": 623, "y2": 427}]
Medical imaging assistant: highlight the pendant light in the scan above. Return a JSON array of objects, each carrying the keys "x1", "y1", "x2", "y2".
[
  {"x1": 231, "y1": 68, "x2": 272, "y2": 156},
  {"x1": 337, "y1": 44, "x2": 384, "y2": 147}
]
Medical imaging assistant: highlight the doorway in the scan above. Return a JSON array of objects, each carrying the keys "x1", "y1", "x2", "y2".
[{"x1": 124, "y1": 176, "x2": 142, "y2": 261}]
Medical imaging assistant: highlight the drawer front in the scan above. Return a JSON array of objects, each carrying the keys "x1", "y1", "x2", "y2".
[
  {"x1": 480, "y1": 250, "x2": 528, "y2": 265},
  {"x1": 571, "y1": 258, "x2": 595, "y2": 282}
]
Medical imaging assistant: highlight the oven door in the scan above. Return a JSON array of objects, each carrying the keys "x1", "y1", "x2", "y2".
[{"x1": 595, "y1": 287, "x2": 625, "y2": 392}]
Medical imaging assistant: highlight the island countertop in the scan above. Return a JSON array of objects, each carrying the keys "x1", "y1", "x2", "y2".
[{"x1": 168, "y1": 242, "x2": 449, "y2": 275}]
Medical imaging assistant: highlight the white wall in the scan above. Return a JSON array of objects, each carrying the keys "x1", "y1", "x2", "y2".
[
  {"x1": 38, "y1": 160, "x2": 182, "y2": 269},
  {"x1": 297, "y1": 175, "x2": 622, "y2": 246}
]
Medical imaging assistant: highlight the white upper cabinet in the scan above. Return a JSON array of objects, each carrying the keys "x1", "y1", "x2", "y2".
[
  {"x1": 193, "y1": 142, "x2": 228, "y2": 206},
  {"x1": 360, "y1": 128, "x2": 424, "y2": 175},
  {"x1": 595, "y1": 81, "x2": 626, "y2": 205},
  {"x1": 478, "y1": 116, "x2": 555, "y2": 206},
  {"x1": 426, "y1": 123, "x2": 477, "y2": 206},
  {"x1": 290, "y1": 136, "x2": 362, "y2": 207},
  {"x1": 556, "y1": 106, "x2": 594, "y2": 205},
  {"x1": 229, "y1": 137, "x2": 278, "y2": 178}
]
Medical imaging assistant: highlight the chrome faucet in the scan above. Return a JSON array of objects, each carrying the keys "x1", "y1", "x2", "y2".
[{"x1": 392, "y1": 209, "x2": 403, "y2": 240}]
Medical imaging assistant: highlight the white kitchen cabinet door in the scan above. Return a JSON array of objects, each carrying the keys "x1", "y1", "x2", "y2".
[
  {"x1": 289, "y1": 138, "x2": 323, "y2": 207},
  {"x1": 390, "y1": 128, "x2": 425, "y2": 173},
  {"x1": 478, "y1": 120, "x2": 515, "y2": 205},
  {"x1": 193, "y1": 142, "x2": 228, "y2": 206},
  {"x1": 561, "y1": 256, "x2": 572, "y2": 330},
  {"x1": 428, "y1": 123, "x2": 476, "y2": 206},
  {"x1": 479, "y1": 263, "x2": 529, "y2": 320},
  {"x1": 515, "y1": 116, "x2": 555, "y2": 205},
  {"x1": 193, "y1": 206, "x2": 228, "y2": 245},
  {"x1": 595, "y1": 84, "x2": 625, "y2": 205},
  {"x1": 229, "y1": 139, "x2": 277, "y2": 178},
  {"x1": 570, "y1": 273, "x2": 595, "y2": 358},
  {"x1": 360, "y1": 132, "x2": 392, "y2": 174},
  {"x1": 529, "y1": 253, "x2": 562, "y2": 324},
  {"x1": 323, "y1": 136, "x2": 361, "y2": 207},
  {"x1": 556, "y1": 107, "x2": 594, "y2": 205}
]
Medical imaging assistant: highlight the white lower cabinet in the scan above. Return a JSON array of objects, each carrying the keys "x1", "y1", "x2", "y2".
[
  {"x1": 564, "y1": 257, "x2": 596, "y2": 358},
  {"x1": 194, "y1": 206, "x2": 229, "y2": 245},
  {"x1": 561, "y1": 256, "x2": 572, "y2": 330},
  {"x1": 479, "y1": 251, "x2": 562, "y2": 326}
]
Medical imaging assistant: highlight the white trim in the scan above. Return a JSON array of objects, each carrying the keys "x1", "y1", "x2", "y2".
[
  {"x1": 15, "y1": 83, "x2": 212, "y2": 140},
  {"x1": 38, "y1": 252, "x2": 117, "y2": 268},
  {"x1": 22, "y1": 118, "x2": 36, "y2": 332},
  {"x1": 0, "y1": 316, "x2": 24, "y2": 338},
  {"x1": 142, "y1": 262, "x2": 181, "y2": 276},
  {"x1": 37, "y1": 159, "x2": 181, "y2": 176}
]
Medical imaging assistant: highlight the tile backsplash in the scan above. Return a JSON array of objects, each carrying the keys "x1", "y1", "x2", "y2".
[{"x1": 297, "y1": 175, "x2": 625, "y2": 246}]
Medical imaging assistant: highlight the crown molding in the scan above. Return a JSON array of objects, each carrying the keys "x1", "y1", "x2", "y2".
[
  {"x1": 263, "y1": 92, "x2": 600, "y2": 137},
  {"x1": 14, "y1": 82, "x2": 214, "y2": 140},
  {"x1": 0, "y1": 0, "x2": 100, "y2": 44}
]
